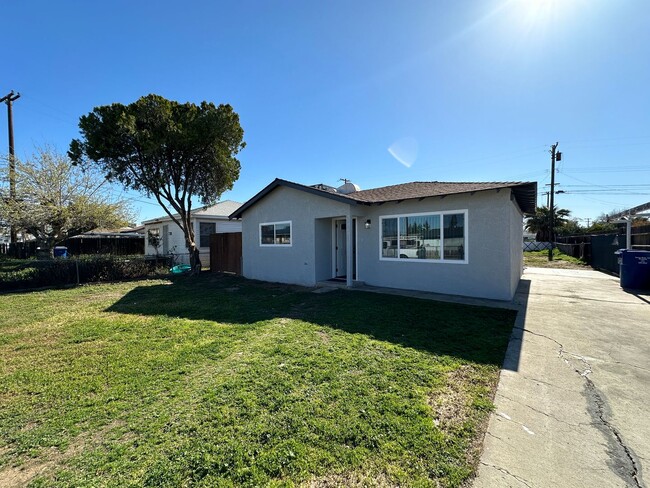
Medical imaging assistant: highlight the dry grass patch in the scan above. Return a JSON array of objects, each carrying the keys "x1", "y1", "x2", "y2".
[
  {"x1": 524, "y1": 249, "x2": 588, "y2": 269},
  {"x1": 305, "y1": 470, "x2": 394, "y2": 487},
  {"x1": 0, "y1": 420, "x2": 128, "y2": 488}
]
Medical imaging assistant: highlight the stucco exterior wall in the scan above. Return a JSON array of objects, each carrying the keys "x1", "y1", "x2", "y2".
[
  {"x1": 240, "y1": 186, "x2": 523, "y2": 300},
  {"x1": 354, "y1": 189, "x2": 517, "y2": 300},
  {"x1": 314, "y1": 218, "x2": 333, "y2": 282},
  {"x1": 144, "y1": 221, "x2": 186, "y2": 255},
  {"x1": 241, "y1": 186, "x2": 350, "y2": 286},
  {"x1": 508, "y1": 195, "x2": 525, "y2": 298}
]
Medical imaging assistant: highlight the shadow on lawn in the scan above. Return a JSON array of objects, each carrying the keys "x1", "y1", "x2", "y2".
[{"x1": 106, "y1": 274, "x2": 520, "y2": 366}]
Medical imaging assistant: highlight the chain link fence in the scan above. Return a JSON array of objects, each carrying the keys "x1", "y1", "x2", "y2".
[
  {"x1": 523, "y1": 241, "x2": 552, "y2": 252},
  {"x1": 1, "y1": 255, "x2": 170, "y2": 292}
]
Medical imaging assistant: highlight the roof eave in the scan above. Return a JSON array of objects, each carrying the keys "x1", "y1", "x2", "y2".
[
  {"x1": 354, "y1": 182, "x2": 538, "y2": 214},
  {"x1": 229, "y1": 178, "x2": 358, "y2": 219},
  {"x1": 229, "y1": 180, "x2": 538, "y2": 219}
]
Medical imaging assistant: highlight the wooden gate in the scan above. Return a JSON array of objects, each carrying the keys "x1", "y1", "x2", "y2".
[{"x1": 210, "y1": 232, "x2": 242, "y2": 274}]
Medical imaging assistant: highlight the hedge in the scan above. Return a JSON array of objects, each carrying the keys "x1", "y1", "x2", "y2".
[{"x1": 0, "y1": 255, "x2": 167, "y2": 291}]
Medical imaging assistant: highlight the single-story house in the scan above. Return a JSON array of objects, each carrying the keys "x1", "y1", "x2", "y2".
[
  {"x1": 143, "y1": 200, "x2": 242, "y2": 268},
  {"x1": 230, "y1": 179, "x2": 537, "y2": 300}
]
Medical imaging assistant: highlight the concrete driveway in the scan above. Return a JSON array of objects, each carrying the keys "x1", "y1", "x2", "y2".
[{"x1": 474, "y1": 267, "x2": 649, "y2": 488}]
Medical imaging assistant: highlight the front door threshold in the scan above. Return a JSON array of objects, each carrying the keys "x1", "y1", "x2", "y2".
[{"x1": 316, "y1": 280, "x2": 365, "y2": 289}]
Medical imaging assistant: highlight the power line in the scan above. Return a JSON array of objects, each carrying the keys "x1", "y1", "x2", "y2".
[
  {"x1": 19, "y1": 94, "x2": 80, "y2": 128},
  {"x1": 579, "y1": 195, "x2": 629, "y2": 207},
  {"x1": 562, "y1": 192, "x2": 650, "y2": 195},
  {"x1": 560, "y1": 184, "x2": 650, "y2": 188},
  {"x1": 557, "y1": 170, "x2": 614, "y2": 190},
  {"x1": 562, "y1": 135, "x2": 650, "y2": 145},
  {"x1": 560, "y1": 165, "x2": 650, "y2": 173},
  {"x1": 20, "y1": 93, "x2": 78, "y2": 121}
]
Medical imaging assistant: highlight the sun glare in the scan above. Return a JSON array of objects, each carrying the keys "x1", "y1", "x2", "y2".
[
  {"x1": 525, "y1": 0, "x2": 561, "y2": 15},
  {"x1": 515, "y1": 0, "x2": 571, "y2": 21},
  {"x1": 505, "y1": 0, "x2": 578, "y2": 39}
]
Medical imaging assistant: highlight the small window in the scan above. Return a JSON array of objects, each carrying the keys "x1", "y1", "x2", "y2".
[
  {"x1": 199, "y1": 222, "x2": 216, "y2": 248},
  {"x1": 260, "y1": 221, "x2": 292, "y2": 246}
]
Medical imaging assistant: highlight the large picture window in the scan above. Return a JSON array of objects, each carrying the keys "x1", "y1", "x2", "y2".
[
  {"x1": 380, "y1": 210, "x2": 466, "y2": 262},
  {"x1": 199, "y1": 222, "x2": 216, "y2": 248},
  {"x1": 260, "y1": 221, "x2": 292, "y2": 246}
]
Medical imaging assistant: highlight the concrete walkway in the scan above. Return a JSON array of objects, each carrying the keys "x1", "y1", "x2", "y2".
[{"x1": 474, "y1": 267, "x2": 649, "y2": 488}]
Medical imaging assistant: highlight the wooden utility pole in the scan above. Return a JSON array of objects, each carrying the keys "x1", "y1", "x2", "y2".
[
  {"x1": 548, "y1": 142, "x2": 559, "y2": 261},
  {"x1": 0, "y1": 91, "x2": 20, "y2": 247}
]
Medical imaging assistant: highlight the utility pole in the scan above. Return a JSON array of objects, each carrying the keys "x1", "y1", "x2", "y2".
[
  {"x1": 0, "y1": 91, "x2": 20, "y2": 248},
  {"x1": 548, "y1": 142, "x2": 560, "y2": 261}
]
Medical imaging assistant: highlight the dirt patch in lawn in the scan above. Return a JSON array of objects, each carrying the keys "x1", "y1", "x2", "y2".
[
  {"x1": 526, "y1": 259, "x2": 587, "y2": 270},
  {"x1": 316, "y1": 330, "x2": 330, "y2": 343},
  {"x1": 429, "y1": 365, "x2": 474, "y2": 431},
  {"x1": 0, "y1": 420, "x2": 127, "y2": 487},
  {"x1": 428, "y1": 365, "x2": 500, "y2": 486},
  {"x1": 304, "y1": 471, "x2": 392, "y2": 487}
]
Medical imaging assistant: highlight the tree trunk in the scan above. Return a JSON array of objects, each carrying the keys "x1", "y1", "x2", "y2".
[{"x1": 181, "y1": 213, "x2": 201, "y2": 273}]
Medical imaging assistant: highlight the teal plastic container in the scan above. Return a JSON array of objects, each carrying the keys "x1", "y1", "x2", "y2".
[{"x1": 170, "y1": 264, "x2": 192, "y2": 274}]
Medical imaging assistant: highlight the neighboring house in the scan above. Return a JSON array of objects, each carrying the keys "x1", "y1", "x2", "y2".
[
  {"x1": 230, "y1": 179, "x2": 537, "y2": 300},
  {"x1": 119, "y1": 225, "x2": 145, "y2": 234},
  {"x1": 143, "y1": 200, "x2": 242, "y2": 268}
]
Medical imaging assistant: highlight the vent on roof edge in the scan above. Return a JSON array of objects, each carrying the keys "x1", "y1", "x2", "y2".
[{"x1": 310, "y1": 183, "x2": 337, "y2": 192}]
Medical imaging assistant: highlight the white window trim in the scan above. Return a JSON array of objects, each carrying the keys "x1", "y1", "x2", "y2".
[
  {"x1": 259, "y1": 220, "x2": 293, "y2": 247},
  {"x1": 378, "y1": 209, "x2": 468, "y2": 264}
]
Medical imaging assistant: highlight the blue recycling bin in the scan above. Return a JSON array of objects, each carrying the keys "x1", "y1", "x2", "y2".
[
  {"x1": 53, "y1": 246, "x2": 68, "y2": 258},
  {"x1": 615, "y1": 249, "x2": 650, "y2": 290}
]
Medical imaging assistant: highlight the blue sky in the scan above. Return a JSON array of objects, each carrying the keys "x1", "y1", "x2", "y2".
[{"x1": 2, "y1": 0, "x2": 649, "y2": 224}]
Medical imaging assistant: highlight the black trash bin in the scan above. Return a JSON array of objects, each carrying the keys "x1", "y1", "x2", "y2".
[{"x1": 615, "y1": 249, "x2": 650, "y2": 290}]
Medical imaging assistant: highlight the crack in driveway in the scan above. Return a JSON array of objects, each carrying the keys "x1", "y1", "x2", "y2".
[
  {"x1": 480, "y1": 462, "x2": 534, "y2": 487},
  {"x1": 583, "y1": 376, "x2": 643, "y2": 488},
  {"x1": 496, "y1": 393, "x2": 587, "y2": 429},
  {"x1": 514, "y1": 326, "x2": 643, "y2": 488}
]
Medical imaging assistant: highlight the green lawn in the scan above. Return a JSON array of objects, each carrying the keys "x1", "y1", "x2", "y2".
[
  {"x1": 0, "y1": 275, "x2": 516, "y2": 487},
  {"x1": 524, "y1": 249, "x2": 588, "y2": 269}
]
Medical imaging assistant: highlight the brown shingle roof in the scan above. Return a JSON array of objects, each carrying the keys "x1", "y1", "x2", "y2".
[
  {"x1": 230, "y1": 179, "x2": 538, "y2": 218},
  {"x1": 343, "y1": 181, "x2": 533, "y2": 203}
]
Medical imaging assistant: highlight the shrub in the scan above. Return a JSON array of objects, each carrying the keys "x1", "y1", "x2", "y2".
[{"x1": 0, "y1": 255, "x2": 167, "y2": 291}]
